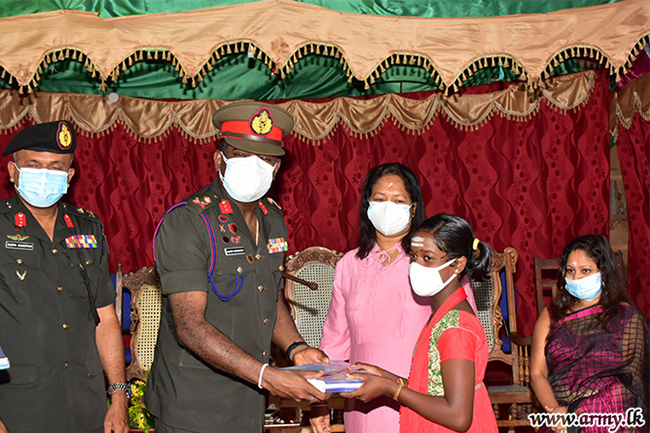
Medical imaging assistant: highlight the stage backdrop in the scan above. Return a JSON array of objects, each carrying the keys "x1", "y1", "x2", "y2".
[{"x1": 0, "y1": 71, "x2": 619, "y2": 334}]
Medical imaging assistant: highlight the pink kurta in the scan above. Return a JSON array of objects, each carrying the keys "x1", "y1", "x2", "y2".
[{"x1": 319, "y1": 244, "x2": 478, "y2": 433}]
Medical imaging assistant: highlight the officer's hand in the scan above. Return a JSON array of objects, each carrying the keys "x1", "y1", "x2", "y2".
[
  {"x1": 104, "y1": 391, "x2": 129, "y2": 433},
  {"x1": 292, "y1": 346, "x2": 329, "y2": 366},
  {"x1": 0, "y1": 418, "x2": 9, "y2": 433},
  {"x1": 262, "y1": 367, "x2": 328, "y2": 403}
]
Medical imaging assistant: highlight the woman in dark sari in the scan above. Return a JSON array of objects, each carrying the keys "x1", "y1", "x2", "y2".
[{"x1": 531, "y1": 235, "x2": 649, "y2": 433}]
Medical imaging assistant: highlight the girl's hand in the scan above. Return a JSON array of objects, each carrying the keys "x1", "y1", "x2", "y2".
[
  {"x1": 545, "y1": 405, "x2": 567, "y2": 433},
  {"x1": 351, "y1": 363, "x2": 401, "y2": 383},
  {"x1": 339, "y1": 373, "x2": 397, "y2": 403}
]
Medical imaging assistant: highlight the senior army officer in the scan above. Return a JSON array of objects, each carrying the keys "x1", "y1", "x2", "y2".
[
  {"x1": 0, "y1": 121, "x2": 128, "y2": 433},
  {"x1": 145, "y1": 102, "x2": 329, "y2": 432}
]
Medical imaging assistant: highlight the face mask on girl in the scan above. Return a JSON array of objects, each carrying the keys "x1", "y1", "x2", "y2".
[
  {"x1": 220, "y1": 153, "x2": 276, "y2": 203},
  {"x1": 408, "y1": 259, "x2": 458, "y2": 297},
  {"x1": 15, "y1": 165, "x2": 69, "y2": 208},
  {"x1": 367, "y1": 201, "x2": 412, "y2": 236},
  {"x1": 564, "y1": 272, "x2": 602, "y2": 301}
]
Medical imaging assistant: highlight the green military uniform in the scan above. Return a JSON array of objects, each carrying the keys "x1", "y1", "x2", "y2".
[
  {"x1": 0, "y1": 195, "x2": 115, "y2": 433},
  {"x1": 145, "y1": 179, "x2": 288, "y2": 432}
]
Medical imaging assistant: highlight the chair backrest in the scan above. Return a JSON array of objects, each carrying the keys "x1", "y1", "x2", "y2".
[
  {"x1": 534, "y1": 250, "x2": 626, "y2": 315},
  {"x1": 283, "y1": 247, "x2": 344, "y2": 348},
  {"x1": 472, "y1": 247, "x2": 522, "y2": 383},
  {"x1": 122, "y1": 266, "x2": 162, "y2": 382}
]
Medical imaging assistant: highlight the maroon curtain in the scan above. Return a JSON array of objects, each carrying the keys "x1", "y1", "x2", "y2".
[
  {"x1": 0, "y1": 71, "x2": 623, "y2": 334},
  {"x1": 616, "y1": 114, "x2": 650, "y2": 315}
]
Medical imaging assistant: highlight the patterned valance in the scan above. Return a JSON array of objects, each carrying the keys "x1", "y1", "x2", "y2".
[
  {"x1": 0, "y1": 71, "x2": 612, "y2": 141},
  {"x1": 0, "y1": 0, "x2": 647, "y2": 94}
]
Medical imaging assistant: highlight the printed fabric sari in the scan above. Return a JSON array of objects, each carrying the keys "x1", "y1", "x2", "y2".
[{"x1": 545, "y1": 304, "x2": 650, "y2": 433}]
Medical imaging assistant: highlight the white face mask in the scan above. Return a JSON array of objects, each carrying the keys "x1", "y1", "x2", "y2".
[
  {"x1": 565, "y1": 272, "x2": 602, "y2": 301},
  {"x1": 367, "y1": 201, "x2": 412, "y2": 236},
  {"x1": 219, "y1": 153, "x2": 276, "y2": 203},
  {"x1": 408, "y1": 259, "x2": 458, "y2": 297}
]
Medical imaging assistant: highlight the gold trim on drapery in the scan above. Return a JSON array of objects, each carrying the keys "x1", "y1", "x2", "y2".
[
  {"x1": 0, "y1": 0, "x2": 648, "y2": 93},
  {"x1": 0, "y1": 71, "x2": 604, "y2": 142},
  {"x1": 610, "y1": 73, "x2": 650, "y2": 141}
]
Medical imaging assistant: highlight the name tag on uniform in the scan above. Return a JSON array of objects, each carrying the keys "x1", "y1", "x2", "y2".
[
  {"x1": 65, "y1": 235, "x2": 98, "y2": 248},
  {"x1": 5, "y1": 240, "x2": 34, "y2": 251},
  {"x1": 224, "y1": 247, "x2": 246, "y2": 256}
]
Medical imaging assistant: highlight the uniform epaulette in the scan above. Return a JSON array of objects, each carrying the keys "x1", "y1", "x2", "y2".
[
  {"x1": 186, "y1": 191, "x2": 220, "y2": 213},
  {"x1": 264, "y1": 197, "x2": 283, "y2": 213},
  {"x1": 63, "y1": 203, "x2": 100, "y2": 221}
]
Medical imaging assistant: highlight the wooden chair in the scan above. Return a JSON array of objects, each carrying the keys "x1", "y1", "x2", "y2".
[
  {"x1": 283, "y1": 246, "x2": 344, "y2": 349},
  {"x1": 535, "y1": 251, "x2": 626, "y2": 314},
  {"x1": 473, "y1": 247, "x2": 535, "y2": 432},
  {"x1": 120, "y1": 266, "x2": 162, "y2": 381},
  {"x1": 272, "y1": 246, "x2": 345, "y2": 432}
]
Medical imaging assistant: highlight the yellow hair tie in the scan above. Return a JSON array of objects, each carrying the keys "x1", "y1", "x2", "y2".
[{"x1": 472, "y1": 238, "x2": 480, "y2": 251}]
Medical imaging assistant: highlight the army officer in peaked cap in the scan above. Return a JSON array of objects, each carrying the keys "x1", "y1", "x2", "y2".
[
  {"x1": 146, "y1": 102, "x2": 330, "y2": 432},
  {"x1": 0, "y1": 121, "x2": 128, "y2": 433}
]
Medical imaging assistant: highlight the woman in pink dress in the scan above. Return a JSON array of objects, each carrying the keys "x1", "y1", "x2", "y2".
[
  {"x1": 311, "y1": 164, "x2": 477, "y2": 433},
  {"x1": 342, "y1": 214, "x2": 498, "y2": 433}
]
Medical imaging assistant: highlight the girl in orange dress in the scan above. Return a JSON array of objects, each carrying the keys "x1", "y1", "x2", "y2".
[{"x1": 342, "y1": 214, "x2": 499, "y2": 432}]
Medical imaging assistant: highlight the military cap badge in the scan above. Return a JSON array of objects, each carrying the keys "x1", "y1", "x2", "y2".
[
  {"x1": 250, "y1": 107, "x2": 273, "y2": 135},
  {"x1": 250, "y1": 107, "x2": 274, "y2": 136},
  {"x1": 57, "y1": 122, "x2": 73, "y2": 150}
]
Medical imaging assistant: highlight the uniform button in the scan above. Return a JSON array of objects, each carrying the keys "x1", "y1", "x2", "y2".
[
  {"x1": 62, "y1": 323, "x2": 69, "y2": 330},
  {"x1": 52, "y1": 248, "x2": 58, "y2": 255},
  {"x1": 263, "y1": 318, "x2": 269, "y2": 325},
  {"x1": 16, "y1": 258, "x2": 23, "y2": 264},
  {"x1": 262, "y1": 351, "x2": 267, "y2": 357},
  {"x1": 255, "y1": 254, "x2": 262, "y2": 260},
  {"x1": 279, "y1": 265, "x2": 284, "y2": 271},
  {"x1": 64, "y1": 362, "x2": 70, "y2": 368},
  {"x1": 85, "y1": 259, "x2": 92, "y2": 265},
  {"x1": 57, "y1": 285, "x2": 63, "y2": 292},
  {"x1": 257, "y1": 285, "x2": 264, "y2": 292},
  {"x1": 236, "y1": 267, "x2": 243, "y2": 274}
]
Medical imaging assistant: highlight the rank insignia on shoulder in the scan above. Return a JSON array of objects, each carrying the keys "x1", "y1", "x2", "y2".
[
  {"x1": 65, "y1": 235, "x2": 98, "y2": 248},
  {"x1": 267, "y1": 197, "x2": 282, "y2": 210},
  {"x1": 267, "y1": 237, "x2": 288, "y2": 254},
  {"x1": 192, "y1": 196, "x2": 213, "y2": 209},
  {"x1": 219, "y1": 200, "x2": 234, "y2": 214},
  {"x1": 74, "y1": 207, "x2": 97, "y2": 219}
]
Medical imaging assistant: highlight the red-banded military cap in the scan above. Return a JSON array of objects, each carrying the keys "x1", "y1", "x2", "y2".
[
  {"x1": 212, "y1": 101, "x2": 294, "y2": 157},
  {"x1": 3, "y1": 120, "x2": 77, "y2": 156}
]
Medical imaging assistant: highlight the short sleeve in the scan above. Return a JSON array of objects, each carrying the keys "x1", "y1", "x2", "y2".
[
  {"x1": 438, "y1": 327, "x2": 478, "y2": 363},
  {"x1": 155, "y1": 206, "x2": 211, "y2": 295},
  {"x1": 92, "y1": 225, "x2": 116, "y2": 308}
]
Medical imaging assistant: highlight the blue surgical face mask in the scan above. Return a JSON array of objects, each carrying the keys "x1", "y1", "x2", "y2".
[
  {"x1": 15, "y1": 165, "x2": 69, "y2": 208},
  {"x1": 565, "y1": 272, "x2": 602, "y2": 302}
]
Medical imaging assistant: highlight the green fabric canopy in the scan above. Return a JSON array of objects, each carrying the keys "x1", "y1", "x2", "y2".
[{"x1": 0, "y1": 0, "x2": 623, "y2": 18}]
